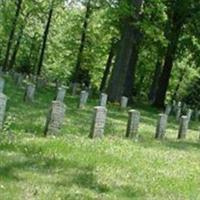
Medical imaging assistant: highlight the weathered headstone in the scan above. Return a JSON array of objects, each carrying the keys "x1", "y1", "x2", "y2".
[
  {"x1": 99, "y1": 93, "x2": 108, "y2": 107},
  {"x1": 194, "y1": 109, "x2": 200, "y2": 121},
  {"x1": 126, "y1": 110, "x2": 140, "y2": 138},
  {"x1": 24, "y1": 83, "x2": 36, "y2": 102},
  {"x1": 155, "y1": 114, "x2": 168, "y2": 139},
  {"x1": 177, "y1": 115, "x2": 188, "y2": 139},
  {"x1": 56, "y1": 85, "x2": 67, "y2": 102},
  {"x1": 78, "y1": 90, "x2": 88, "y2": 108},
  {"x1": 121, "y1": 96, "x2": 128, "y2": 108},
  {"x1": 0, "y1": 78, "x2": 5, "y2": 93},
  {"x1": 186, "y1": 109, "x2": 193, "y2": 123},
  {"x1": 0, "y1": 93, "x2": 7, "y2": 129},
  {"x1": 89, "y1": 106, "x2": 107, "y2": 139},
  {"x1": 44, "y1": 101, "x2": 66, "y2": 135},
  {"x1": 72, "y1": 82, "x2": 79, "y2": 96},
  {"x1": 15, "y1": 73, "x2": 24, "y2": 86},
  {"x1": 165, "y1": 104, "x2": 172, "y2": 115},
  {"x1": 176, "y1": 101, "x2": 182, "y2": 121}
]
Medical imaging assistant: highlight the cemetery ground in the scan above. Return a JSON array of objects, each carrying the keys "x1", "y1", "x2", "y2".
[{"x1": 0, "y1": 77, "x2": 200, "y2": 200}]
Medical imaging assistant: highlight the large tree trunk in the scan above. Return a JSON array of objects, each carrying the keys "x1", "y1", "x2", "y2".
[
  {"x1": 36, "y1": 3, "x2": 54, "y2": 76},
  {"x1": 148, "y1": 56, "x2": 163, "y2": 103},
  {"x1": 107, "y1": 0, "x2": 144, "y2": 102},
  {"x1": 72, "y1": 0, "x2": 91, "y2": 84},
  {"x1": 123, "y1": 43, "x2": 140, "y2": 103},
  {"x1": 99, "y1": 39, "x2": 116, "y2": 92},
  {"x1": 3, "y1": 0, "x2": 22, "y2": 71},
  {"x1": 153, "y1": 25, "x2": 183, "y2": 108},
  {"x1": 8, "y1": 12, "x2": 30, "y2": 70},
  {"x1": 8, "y1": 27, "x2": 24, "y2": 70}
]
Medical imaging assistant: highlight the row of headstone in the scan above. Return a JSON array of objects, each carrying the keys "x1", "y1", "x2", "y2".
[
  {"x1": 0, "y1": 73, "x2": 199, "y2": 139},
  {"x1": 89, "y1": 108, "x2": 195, "y2": 140},
  {"x1": 165, "y1": 101, "x2": 198, "y2": 125}
]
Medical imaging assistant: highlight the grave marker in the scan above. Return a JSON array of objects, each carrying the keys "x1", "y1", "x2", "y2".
[
  {"x1": 178, "y1": 115, "x2": 188, "y2": 139},
  {"x1": 121, "y1": 96, "x2": 128, "y2": 108},
  {"x1": 126, "y1": 110, "x2": 140, "y2": 138},
  {"x1": 44, "y1": 101, "x2": 66, "y2": 135},
  {"x1": 155, "y1": 114, "x2": 168, "y2": 139},
  {"x1": 89, "y1": 106, "x2": 107, "y2": 139}
]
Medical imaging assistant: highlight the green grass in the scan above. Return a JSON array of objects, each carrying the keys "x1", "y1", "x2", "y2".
[{"x1": 0, "y1": 76, "x2": 200, "y2": 200}]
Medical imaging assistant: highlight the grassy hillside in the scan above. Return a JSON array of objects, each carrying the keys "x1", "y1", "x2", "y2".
[{"x1": 0, "y1": 76, "x2": 200, "y2": 200}]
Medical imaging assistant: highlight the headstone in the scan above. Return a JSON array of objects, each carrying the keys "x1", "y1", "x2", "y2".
[
  {"x1": 99, "y1": 93, "x2": 108, "y2": 107},
  {"x1": 194, "y1": 109, "x2": 200, "y2": 121},
  {"x1": 44, "y1": 101, "x2": 66, "y2": 135},
  {"x1": 15, "y1": 73, "x2": 24, "y2": 86},
  {"x1": 78, "y1": 90, "x2": 88, "y2": 108},
  {"x1": 176, "y1": 101, "x2": 182, "y2": 121},
  {"x1": 126, "y1": 110, "x2": 140, "y2": 138},
  {"x1": 0, "y1": 93, "x2": 7, "y2": 129},
  {"x1": 89, "y1": 106, "x2": 107, "y2": 139},
  {"x1": 0, "y1": 78, "x2": 5, "y2": 93},
  {"x1": 177, "y1": 115, "x2": 188, "y2": 139},
  {"x1": 120, "y1": 96, "x2": 128, "y2": 108},
  {"x1": 24, "y1": 83, "x2": 36, "y2": 102},
  {"x1": 56, "y1": 85, "x2": 67, "y2": 102},
  {"x1": 155, "y1": 114, "x2": 168, "y2": 139},
  {"x1": 72, "y1": 82, "x2": 79, "y2": 96},
  {"x1": 165, "y1": 104, "x2": 172, "y2": 115},
  {"x1": 186, "y1": 109, "x2": 193, "y2": 123}
]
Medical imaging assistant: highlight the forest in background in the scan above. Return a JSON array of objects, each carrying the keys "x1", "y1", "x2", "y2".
[{"x1": 0, "y1": 0, "x2": 200, "y2": 108}]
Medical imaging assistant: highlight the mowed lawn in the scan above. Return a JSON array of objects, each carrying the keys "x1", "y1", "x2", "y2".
[{"x1": 0, "y1": 76, "x2": 200, "y2": 200}]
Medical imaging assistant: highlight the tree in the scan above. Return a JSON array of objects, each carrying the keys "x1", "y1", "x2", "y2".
[
  {"x1": 3, "y1": 0, "x2": 23, "y2": 71},
  {"x1": 72, "y1": 0, "x2": 92, "y2": 86},
  {"x1": 153, "y1": 0, "x2": 200, "y2": 108},
  {"x1": 36, "y1": 1, "x2": 54, "y2": 76},
  {"x1": 99, "y1": 38, "x2": 116, "y2": 92},
  {"x1": 107, "y1": 0, "x2": 144, "y2": 102}
]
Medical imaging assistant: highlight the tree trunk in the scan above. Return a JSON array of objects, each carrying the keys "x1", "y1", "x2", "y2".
[
  {"x1": 36, "y1": 4, "x2": 54, "y2": 76},
  {"x1": 99, "y1": 39, "x2": 116, "y2": 92},
  {"x1": 153, "y1": 26, "x2": 182, "y2": 108},
  {"x1": 8, "y1": 27, "x2": 24, "y2": 70},
  {"x1": 8, "y1": 12, "x2": 30, "y2": 70},
  {"x1": 148, "y1": 56, "x2": 163, "y2": 103},
  {"x1": 123, "y1": 43, "x2": 140, "y2": 103},
  {"x1": 72, "y1": 0, "x2": 91, "y2": 84},
  {"x1": 3, "y1": 0, "x2": 22, "y2": 71},
  {"x1": 107, "y1": 0, "x2": 144, "y2": 102}
]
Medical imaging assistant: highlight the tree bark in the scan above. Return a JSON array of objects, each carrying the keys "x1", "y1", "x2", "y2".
[
  {"x1": 153, "y1": 25, "x2": 183, "y2": 108},
  {"x1": 3, "y1": 0, "x2": 22, "y2": 71},
  {"x1": 123, "y1": 43, "x2": 140, "y2": 103},
  {"x1": 72, "y1": 0, "x2": 91, "y2": 84},
  {"x1": 148, "y1": 56, "x2": 163, "y2": 103},
  {"x1": 36, "y1": 3, "x2": 54, "y2": 76},
  {"x1": 99, "y1": 39, "x2": 116, "y2": 92},
  {"x1": 107, "y1": 0, "x2": 144, "y2": 102},
  {"x1": 8, "y1": 13, "x2": 30, "y2": 70}
]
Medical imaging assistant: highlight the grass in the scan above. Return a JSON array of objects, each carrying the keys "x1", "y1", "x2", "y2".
[{"x1": 0, "y1": 76, "x2": 200, "y2": 200}]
